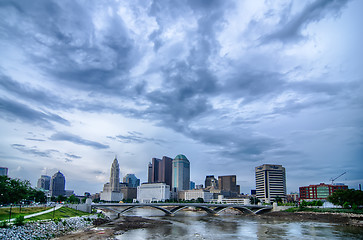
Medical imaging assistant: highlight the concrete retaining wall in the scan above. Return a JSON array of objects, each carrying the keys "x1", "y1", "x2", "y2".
[{"x1": 67, "y1": 204, "x2": 92, "y2": 213}]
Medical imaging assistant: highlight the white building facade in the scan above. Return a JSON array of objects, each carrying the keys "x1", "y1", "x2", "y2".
[
  {"x1": 255, "y1": 164, "x2": 286, "y2": 203},
  {"x1": 137, "y1": 183, "x2": 170, "y2": 203},
  {"x1": 178, "y1": 189, "x2": 214, "y2": 202}
]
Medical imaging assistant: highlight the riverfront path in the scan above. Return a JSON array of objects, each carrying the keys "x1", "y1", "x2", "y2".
[{"x1": 9, "y1": 205, "x2": 63, "y2": 222}]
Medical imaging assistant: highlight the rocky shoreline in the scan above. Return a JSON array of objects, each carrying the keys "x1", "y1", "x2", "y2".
[
  {"x1": 53, "y1": 216, "x2": 172, "y2": 240},
  {"x1": 0, "y1": 216, "x2": 94, "y2": 240}
]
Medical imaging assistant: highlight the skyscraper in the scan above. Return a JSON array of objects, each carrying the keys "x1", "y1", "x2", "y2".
[
  {"x1": 0, "y1": 167, "x2": 8, "y2": 176},
  {"x1": 159, "y1": 156, "x2": 173, "y2": 188},
  {"x1": 123, "y1": 174, "x2": 140, "y2": 188},
  {"x1": 205, "y1": 175, "x2": 218, "y2": 188},
  {"x1": 37, "y1": 175, "x2": 51, "y2": 190},
  {"x1": 255, "y1": 164, "x2": 286, "y2": 203},
  {"x1": 218, "y1": 175, "x2": 239, "y2": 196},
  {"x1": 148, "y1": 162, "x2": 153, "y2": 183},
  {"x1": 148, "y1": 156, "x2": 173, "y2": 189},
  {"x1": 150, "y1": 158, "x2": 161, "y2": 183},
  {"x1": 50, "y1": 171, "x2": 65, "y2": 197},
  {"x1": 101, "y1": 157, "x2": 123, "y2": 201},
  {"x1": 110, "y1": 157, "x2": 120, "y2": 192},
  {"x1": 172, "y1": 154, "x2": 190, "y2": 191}
]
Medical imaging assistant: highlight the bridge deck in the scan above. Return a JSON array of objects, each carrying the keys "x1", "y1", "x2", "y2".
[{"x1": 93, "y1": 203, "x2": 272, "y2": 216}]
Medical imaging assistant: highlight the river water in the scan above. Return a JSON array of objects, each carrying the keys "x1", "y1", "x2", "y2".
[{"x1": 115, "y1": 209, "x2": 363, "y2": 240}]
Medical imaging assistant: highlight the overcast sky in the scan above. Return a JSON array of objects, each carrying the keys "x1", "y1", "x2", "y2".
[{"x1": 1, "y1": 0, "x2": 362, "y2": 195}]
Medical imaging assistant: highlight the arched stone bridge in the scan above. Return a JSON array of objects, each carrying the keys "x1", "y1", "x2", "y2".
[{"x1": 92, "y1": 203, "x2": 272, "y2": 216}]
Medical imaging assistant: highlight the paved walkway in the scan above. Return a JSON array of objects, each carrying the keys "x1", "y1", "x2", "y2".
[{"x1": 9, "y1": 205, "x2": 63, "y2": 222}]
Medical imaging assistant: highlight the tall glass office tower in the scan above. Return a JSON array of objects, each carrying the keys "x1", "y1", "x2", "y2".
[{"x1": 172, "y1": 154, "x2": 190, "y2": 191}]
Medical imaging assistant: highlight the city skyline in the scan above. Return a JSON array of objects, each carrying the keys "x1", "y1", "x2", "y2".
[{"x1": 0, "y1": 0, "x2": 362, "y2": 195}]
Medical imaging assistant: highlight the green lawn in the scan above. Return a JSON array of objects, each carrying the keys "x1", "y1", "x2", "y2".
[
  {"x1": 26, "y1": 207, "x2": 91, "y2": 221},
  {"x1": 285, "y1": 207, "x2": 363, "y2": 214},
  {"x1": 0, "y1": 206, "x2": 51, "y2": 221}
]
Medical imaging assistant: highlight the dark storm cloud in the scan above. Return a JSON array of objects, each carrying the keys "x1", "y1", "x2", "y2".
[
  {"x1": 222, "y1": 69, "x2": 286, "y2": 103},
  {"x1": 187, "y1": 128, "x2": 282, "y2": 161},
  {"x1": 0, "y1": 97, "x2": 70, "y2": 128},
  {"x1": 11, "y1": 144, "x2": 58, "y2": 158},
  {"x1": 111, "y1": 131, "x2": 165, "y2": 145},
  {"x1": 49, "y1": 132, "x2": 109, "y2": 149},
  {"x1": 0, "y1": 0, "x2": 138, "y2": 94},
  {"x1": 25, "y1": 138, "x2": 45, "y2": 142},
  {"x1": 65, "y1": 153, "x2": 82, "y2": 159},
  {"x1": 262, "y1": 0, "x2": 350, "y2": 43},
  {"x1": 0, "y1": 73, "x2": 70, "y2": 109}
]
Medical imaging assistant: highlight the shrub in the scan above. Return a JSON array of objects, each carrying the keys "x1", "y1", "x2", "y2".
[
  {"x1": 343, "y1": 202, "x2": 350, "y2": 209},
  {"x1": 14, "y1": 215, "x2": 25, "y2": 226},
  {"x1": 0, "y1": 220, "x2": 8, "y2": 228}
]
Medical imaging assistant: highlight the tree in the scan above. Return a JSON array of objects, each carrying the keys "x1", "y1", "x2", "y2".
[
  {"x1": 328, "y1": 189, "x2": 363, "y2": 208},
  {"x1": 275, "y1": 196, "x2": 282, "y2": 204},
  {"x1": 56, "y1": 195, "x2": 67, "y2": 202},
  {"x1": 28, "y1": 189, "x2": 46, "y2": 203},
  {"x1": 249, "y1": 196, "x2": 260, "y2": 205},
  {"x1": 196, "y1": 197, "x2": 204, "y2": 203},
  {"x1": 0, "y1": 176, "x2": 33, "y2": 204},
  {"x1": 67, "y1": 194, "x2": 80, "y2": 204}
]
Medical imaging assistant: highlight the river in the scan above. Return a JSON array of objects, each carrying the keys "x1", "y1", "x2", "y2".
[{"x1": 114, "y1": 208, "x2": 363, "y2": 240}]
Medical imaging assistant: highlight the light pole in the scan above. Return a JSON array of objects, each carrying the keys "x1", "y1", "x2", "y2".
[
  {"x1": 9, "y1": 204, "x2": 12, "y2": 222},
  {"x1": 53, "y1": 205, "x2": 55, "y2": 219}
]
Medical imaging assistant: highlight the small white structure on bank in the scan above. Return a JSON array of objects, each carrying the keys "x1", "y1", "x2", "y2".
[
  {"x1": 100, "y1": 158, "x2": 123, "y2": 202},
  {"x1": 178, "y1": 189, "x2": 214, "y2": 202},
  {"x1": 137, "y1": 183, "x2": 170, "y2": 203}
]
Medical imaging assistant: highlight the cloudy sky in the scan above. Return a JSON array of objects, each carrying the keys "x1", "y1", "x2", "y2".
[{"x1": 0, "y1": 0, "x2": 362, "y2": 195}]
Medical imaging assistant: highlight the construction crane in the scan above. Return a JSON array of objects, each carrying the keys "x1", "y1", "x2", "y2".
[{"x1": 330, "y1": 172, "x2": 346, "y2": 185}]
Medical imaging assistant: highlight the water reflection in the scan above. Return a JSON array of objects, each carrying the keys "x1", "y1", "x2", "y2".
[{"x1": 116, "y1": 208, "x2": 363, "y2": 240}]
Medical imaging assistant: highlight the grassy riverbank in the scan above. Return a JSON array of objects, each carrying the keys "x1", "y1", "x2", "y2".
[
  {"x1": 26, "y1": 207, "x2": 91, "y2": 221},
  {"x1": 0, "y1": 206, "x2": 51, "y2": 221}
]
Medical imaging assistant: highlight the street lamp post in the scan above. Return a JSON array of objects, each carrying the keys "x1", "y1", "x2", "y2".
[
  {"x1": 53, "y1": 205, "x2": 55, "y2": 219},
  {"x1": 9, "y1": 204, "x2": 12, "y2": 222}
]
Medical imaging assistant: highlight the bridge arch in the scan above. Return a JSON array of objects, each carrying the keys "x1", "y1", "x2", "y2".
[
  {"x1": 120, "y1": 205, "x2": 173, "y2": 215},
  {"x1": 213, "y1": 206, "x2": 254, "y2": 215},
  {"x1": 254, "y1": 207, "x2": 272, "y2": 214}
]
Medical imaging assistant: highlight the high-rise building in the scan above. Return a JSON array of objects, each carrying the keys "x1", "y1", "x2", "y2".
[
  {"x1": 205, "y1": 175, "x2": 218, "y2": 188},
  {"x1": 50, "y1": 171, "x2": 66, "y2": 197},
  {"x1": 0, "y1": 167, "x2": 8, "y2": 176},
  {"x1": 101, "y1": 157, "x2": 123, "y2": 201},
  {"x1": 172, "y1": 154, "x2": 190, "y2": 191},
  {"x1": 147, "y1": 156, "x2": 173, "y2": 189},
  {"x1": 150, "y1": 158, "x2": 161, "y2": 183},
  {"x1": 218, "y1": 175, "x2": 239, "y2": 196},
  {"x1": 255, "y1": 164, "x2": 286, "y2": 203},
  {"x1": 37, "y1": 175, "x2": 51, "y2": 190},
  {"x1": 123, "y1": 174, "x2": 140, "y2": 188},
  {"x1": 190, "y1": 181, "x2": 195, "y2": 190},
  {"x1": 147, "y1": 162, "x2": 153, "y2": 183},
  {"x1": 110, "y1": 157, "x2": 121, "y2": 192},
  {"x1": 299, "y1": 183, "x2": 348, "y2": 200},
  {"x1": 158, "y1": 156, "x2": 173, "y2": 188}
]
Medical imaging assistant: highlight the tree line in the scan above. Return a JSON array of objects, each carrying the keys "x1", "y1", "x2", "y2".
[{"x1": 0, "y1": 176, "x2": 46, "y2": 204}]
